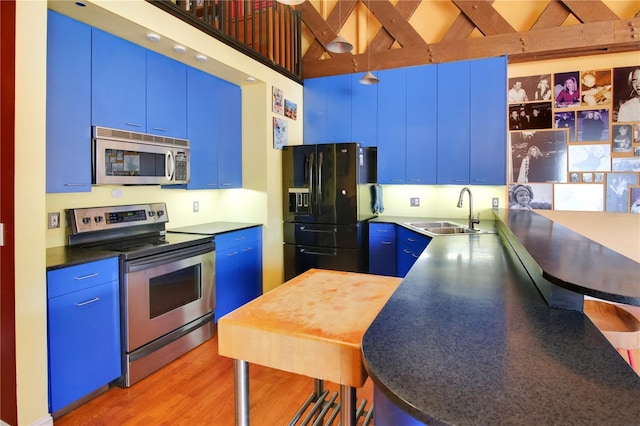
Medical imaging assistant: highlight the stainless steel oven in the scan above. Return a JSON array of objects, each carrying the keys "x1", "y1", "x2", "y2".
[{"x1": 67, "y1": 203, "x2": 215, "y2": 387}]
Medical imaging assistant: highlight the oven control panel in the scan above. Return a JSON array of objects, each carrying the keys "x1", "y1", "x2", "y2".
[{"x1": 67, "y1": 203, "x2": 169, "y2": 234}]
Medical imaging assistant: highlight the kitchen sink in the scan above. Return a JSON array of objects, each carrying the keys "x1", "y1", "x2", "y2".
[
  {"x1": 407, "y1": 221, "x2": 461, "y2": 229},
  {"x1": 424, "y1": 227, "x2": 476, "y2": 235}
]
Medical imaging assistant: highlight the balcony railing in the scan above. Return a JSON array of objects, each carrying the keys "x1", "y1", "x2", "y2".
[{"x1": 148, "y1": 0, "x2": 302, "y2": 83}]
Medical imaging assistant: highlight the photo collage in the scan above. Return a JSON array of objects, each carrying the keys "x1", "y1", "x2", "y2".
[
  {"x1": 508, "y1": 66, "x2": 640, "y2": 213},
  {"x1": 272, "y1": 86, "x2": 297, "y2": 150}
]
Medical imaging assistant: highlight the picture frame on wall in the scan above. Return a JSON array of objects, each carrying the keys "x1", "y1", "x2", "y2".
[
  {"x1": 554, "y1": 110, "x2": 576, "y2": 142},
  {"x1": 284, "y1": 99, "x2": 297, "y2": 120},
  {"x1": 612, "y1": 124, "x2": 633, "y2": 153},
  {"x1": 568, "y1": 144, "x2": 610, "y2": 172},
  {"x1": 630, "y1": 186, "x2": 640, "y2": 214},
  {"x1": 554, "y1": 71, "x2": 580, "y2": 108},
  {"x1": 273, "y1": 117, "x2": 287, "y2": 149},
  {"x1": 510, "y1": 129, "x2": 568, "y2": 183},
  {"x1": 580, "y1": 69, "x2": 612, "y2": 107},
  {"x1": 577, "y1": 109, "x2": 609, "y2": 142},
  {"x1": 272, "y1": 86, "x2": 284, "y2": 114},
  {"x1": 606, "y1": 172, "x2": 638, "y2": 212},
  {"x1": 612, "y1": 66, "x2": 640, "y2": 122}
]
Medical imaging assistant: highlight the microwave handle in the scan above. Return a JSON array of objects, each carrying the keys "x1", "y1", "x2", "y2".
[{"x1": 166, "y1": 150, "x2": 175, "y2": 181}]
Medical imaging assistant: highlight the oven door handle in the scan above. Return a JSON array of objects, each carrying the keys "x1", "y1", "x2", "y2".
[
  {"x1": 126, "y1": 242, "x2": 214, "y2": 273},
  {"x1": 165, "y1": 150, "x2": 175, "y2": 181}
]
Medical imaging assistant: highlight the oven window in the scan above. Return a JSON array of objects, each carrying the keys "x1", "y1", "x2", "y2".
[
  {"x1": 149, "y1": 265, "x2": 202, "y2": 318},
  {"x1": 104, "y1": 149, "x2": 166, "y2": 177}
]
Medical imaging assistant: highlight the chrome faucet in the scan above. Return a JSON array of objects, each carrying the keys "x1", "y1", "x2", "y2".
[{"x1": 457, "y1": 187, "x2": 480, "y2": 230}]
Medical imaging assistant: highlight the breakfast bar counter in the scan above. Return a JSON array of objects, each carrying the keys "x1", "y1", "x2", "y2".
[{"x1": 363, "y1": 210, "x2": 640, "y2": 425}]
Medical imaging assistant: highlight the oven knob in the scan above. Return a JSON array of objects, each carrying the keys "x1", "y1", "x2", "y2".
[
  {"x1": 148, "y1": 210, "x2": 155, "y2": 217},
  {"x1": 157, "y1": 210, "x2": 164, "y2": 217},
  {"x1": 82, "y1": 217, "x2": 91, "y2": 224},
  {"x1": 94, "y1": 216, "x2": 103, "y2": 223}
]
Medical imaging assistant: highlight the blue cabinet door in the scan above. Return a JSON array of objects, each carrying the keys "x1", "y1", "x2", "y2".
[
  {"x1": 46, "y1": 11, "x2": 92, "y2": 193},
  {"x1": 369, "y1": 223, "x2": 396, "y2": 276},
  {"x1": 406, "y1": 64, "x2": 437, "y2": 184},
  {"x1": 217, "y1": 79, "x2": 242, "y2": 188},
  {"x1": 351, "y1": 73, "x2": 378, "y2": 147},
  {"x1": 377, "y1": 68, "x2": 407, "y2": 184},
  {"x1": 92, "y1": 29, "x2": 146, "y2": 131},
  {"x1": 303, "y1": 77, "x2": 327, "y2": 144},
  {"x1": 215, "y1": 228, "x2": 263, "y2": 321},
  {"x1": 146, "y1": 51, "x2": 187, "y2": 138},
  {"x1": 47, "y1": 258, "x2": 121, "y2": 413},
  {"x1": 183, "y1": 67, "x2": 219, "y2": 189},
  {"x1": 325, "y1": 74, "x2": 352, "y2": 143},
  {"x1": 470, "y1": 56, "x2": 507, "y2": 185},
  {"x1": 437, "y1": 61, "x2": 470, "y2": 184}
]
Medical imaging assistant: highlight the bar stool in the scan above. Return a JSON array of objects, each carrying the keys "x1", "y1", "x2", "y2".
[{"x1": 584, "y1": 299, "x2": 640, "y2": 371}]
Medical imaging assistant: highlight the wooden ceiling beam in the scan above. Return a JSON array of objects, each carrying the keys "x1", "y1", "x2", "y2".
[
  {"x1": 366, "y1": 0, "x2": 426, "y2": 48},
  {"x1": 451, "y1": 0, "x2": 515, "y2": 36},
  {"x1": 530, "y1": 0, "x2": 571, "y2": 30},
  {"x1": 368, "y1": 0, "x2": 421, "y2": 52},
  {"x1": 441, "y1": 0, "x2": 496, "y2": 41},
  {"x1": 300, "y1": 0, "x2": 358, "y2": 61},
  {"x1": 560, "y1": 0, "x2": 620, "y2": 23},
  {"x1": 301, "y1": 16, "x2": 640, "y2": 79}
]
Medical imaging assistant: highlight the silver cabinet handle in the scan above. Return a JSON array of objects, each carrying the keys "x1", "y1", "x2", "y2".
[
  {"x1": 76, "y1": 297, "x2": 100, "y2": 307},
  {"x1": 74, "y1": 272, "x2": 98, "y2": 280},
  {"x1": 125, "y1": 122, "x2": 142, "y2": 127}
]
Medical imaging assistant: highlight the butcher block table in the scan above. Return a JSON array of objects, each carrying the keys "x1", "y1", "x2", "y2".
[{"x1": 218, "y1": 269, "x2": 401, "y2": 426}]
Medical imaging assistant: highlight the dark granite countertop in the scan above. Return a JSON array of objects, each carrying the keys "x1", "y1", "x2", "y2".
[
  {"x1": 363, "y1": 212, "x2": 640, "y2": 424},
  {"x1": 167, "y1": 221, "x2": 261, "y2": 236},
  {"x1": 47, "y1": 222, "x2": 261, "y2": 271}
]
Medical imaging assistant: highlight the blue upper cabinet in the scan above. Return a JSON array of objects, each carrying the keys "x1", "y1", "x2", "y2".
[
  {"x1": 303, "y1": 75, "x2": 351, "y2": 144},
  {"x1": 406, "y1": 64, "x2": 437, "y2": 184},
  {"x1": 437, "y1": 60, "x2": 471, "y2": 184},
  {"x1": 351, "y1": 73, "x2": 378, "y2": 147},
  {"x1": 92, "y1": 29, "x2": 147, "y2": 132},
  {"x1": 470, "y1": 56, "x2": 507, "y2": 185},
  {"x1": 146, "y1": 51, "x2": 187, "y2": 138},
  {"x1": 377, "y1": 68, "x2": 407, "y2": 184},
  {"x1": 46, "y1": 10, "x2": 92, "y2": 193},
  {"x1": 184, "y1": 67, "x2": 220, "y2": 189},
  {"x1": 217, "y1": 78, "x2": 242, "y2": 188}
]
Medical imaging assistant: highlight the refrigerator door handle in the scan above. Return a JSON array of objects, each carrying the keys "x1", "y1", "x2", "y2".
[
  {"x1": 299, "y1": 226, "x2": 337, "y2": 233},
  {"x1": 308, "y1": 153, "x2": 315, "y2": 215},
  {"x1": 299, "y1": 248, "x2": 337, "y2": 256},
  {"x1": 317, "y1": 151, "x2": 323, "y2": 213}
]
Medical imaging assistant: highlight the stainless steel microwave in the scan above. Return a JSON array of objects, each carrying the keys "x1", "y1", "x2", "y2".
[{"x1": 92, "y1": 126, "x2": 190, "y2": 185}]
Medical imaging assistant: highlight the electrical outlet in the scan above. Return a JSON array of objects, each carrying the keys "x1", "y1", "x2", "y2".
[
  {"x1": 48, "y1": 212, "x2": 60, "y2": 229},
  {"x1": 410, "y1": 197, "x2": 420, "y2": 207},
  {"x1": 492, "y1": 198, "x2": 499, "y2": 208},
  {"x1": 193, "y1": 201, "x2": 200, "y2": 213}
]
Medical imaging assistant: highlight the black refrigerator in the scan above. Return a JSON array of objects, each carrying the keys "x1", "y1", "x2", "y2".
[{"x1": 282, "y1": 143, "x2": 377, "y2": 281}]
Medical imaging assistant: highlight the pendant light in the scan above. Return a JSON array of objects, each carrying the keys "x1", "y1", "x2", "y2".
[
  {"x1": 359, "y1": 0, "x2": 379, "y2": 85},
  {"x1": 276, "y1": 0, "x2": 305, "y2": 5},
  {"x1": 327, "y1": 0, "x2": 353, "y2": 53}
]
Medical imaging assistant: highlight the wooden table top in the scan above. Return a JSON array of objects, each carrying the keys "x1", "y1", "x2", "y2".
[{"x1": 218, "y1": 269, "x2": 401, "y2": 388}]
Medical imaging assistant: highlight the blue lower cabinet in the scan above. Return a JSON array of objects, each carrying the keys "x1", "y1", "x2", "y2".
[
  {"x1": 374, "y1": 387, "x2": 425, "y2": 426},
  {"x1": 369, "y1": 223, "x2": 396, "y2": 276},
  {"x1": 47, "y1": 258, "x2": 121, "y2": 413},
  {"x1": 215, "y1": 227, "x2": 263, "y2": 321},
  {"x1": 396, "y1": 227, "x2": 431, "y2": 278}
]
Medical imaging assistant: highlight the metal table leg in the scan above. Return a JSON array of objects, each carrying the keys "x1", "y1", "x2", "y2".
[
  {"x1": 234, "y1": 359, "x2": 250, "y2": 426},
  {"x1": 340, "y1": 385, "x2": 357, "y2": 426}
]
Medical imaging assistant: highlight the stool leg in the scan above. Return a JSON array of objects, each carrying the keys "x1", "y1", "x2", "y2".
[
  {"x1": 628, "y1": 350, "x2": 635, "y2": 370},
  {"x1": 340, "y1": 385, "x2": 357, "y2": 426}
]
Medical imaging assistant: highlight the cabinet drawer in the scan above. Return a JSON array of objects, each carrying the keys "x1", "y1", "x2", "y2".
[
  {"x1": 48, "y1": 257, "x2": 119, "y2": 298},
  {"x1": 216, "y1": 227, "x2": 262, "y2": 251},
  {"x1": 397, "y1": 227, "x2": 430, "y2": 253},
  {"x1": 370, "y1": 223, "x2": 396, "y2": 238}
]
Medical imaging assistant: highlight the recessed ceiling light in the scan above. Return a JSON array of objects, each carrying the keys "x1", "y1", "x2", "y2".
[
  {"x1": 146, "y1": 33, "x2": 161, "y2": 42},
  {"x1": 173, "y1": 45, "x2": 186, "y2": 53},
  {"x1": 195, "y1": 54, "x2": 207, "y2": 62},
  {"x1": 75, "y1": 2, "x2": 87, "y2": 7},
  {"x1": 246, "y1": 77, "x2": 255, "y2": 82}
]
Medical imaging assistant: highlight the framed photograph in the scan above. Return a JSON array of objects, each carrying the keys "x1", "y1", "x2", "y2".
[
  {"x1": 554, "y1": 71, "x2": 580, "y2": 108},
  {"x1": 577, "y1": 109, "x2": 609, "y2": 142},
  {"x1": 606, "y1": 173, "x2": 639, "y2": 212},
  {"x1": 612, "y1": 157, "x2": 640, "y2": 172},
  {"x1": 594, "y1": 173, "x2": 605, "y2": 183},
  {"x1": 612, "y1": 124, "x2": 633, "y2": 153},
  {"x1": 634, "y1": 124, "x2": 640, "y2": 142},
  {"x1": 582, "y1": 173, "x2": 593, "y2": 183},
  {"x1": 508, "y1": 183, "x2": 553, "y2": 210},
  {"x1": 510, "y1": 129, "x2": 568, "y2": 183},
  {"x1": 284, "y1": 99, "x2": 297, "y2": 120},
  {"x1": 272, "y1": 86, "x2": 284, "y2": 114},
  {"x1": 554, "y1": 111, "x2": 576, "y2": 142},
  {"x1": 580, "y1": 69, "x2": 612, "y2": 106},
  {"x1": 613, "y1": 66, "x2": 640, "y2": 122},
  {"x1": 630, "y1": 186, "x2": 640, "y2": 214},
  {"x1": 568, "y1": 144, "x2": 610, "y2": 172},
  {"x1": 554, "y1": 184, "x2": 604, "y2": 211},
  {"x1": 273, "y1": 117, "x2": 287, "y2": 149}
]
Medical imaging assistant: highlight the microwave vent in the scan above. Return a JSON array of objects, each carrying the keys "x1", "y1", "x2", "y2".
[{"x1": 93, "y1": 126, "x2": 189, "y2": 148}]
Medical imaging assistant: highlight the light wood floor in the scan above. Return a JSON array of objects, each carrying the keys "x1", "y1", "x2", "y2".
[{"x1": 54, "y1": 328, "x2": 374, "y2": 426}]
